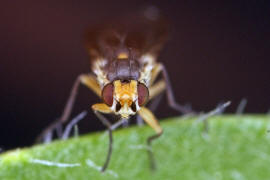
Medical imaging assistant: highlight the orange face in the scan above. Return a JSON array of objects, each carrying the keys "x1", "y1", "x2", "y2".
[{"x1": 102, "y1": 80, "x2": 149, "y2": 118}]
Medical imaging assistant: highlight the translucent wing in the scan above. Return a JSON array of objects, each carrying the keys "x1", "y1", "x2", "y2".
[{"x1": 85, "y1": 7, "x2": 169, "y2": 62}]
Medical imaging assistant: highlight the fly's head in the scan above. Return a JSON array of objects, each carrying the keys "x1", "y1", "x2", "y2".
[{"x1": 101, "y1": 80, "x2": 149, "y2": 118}]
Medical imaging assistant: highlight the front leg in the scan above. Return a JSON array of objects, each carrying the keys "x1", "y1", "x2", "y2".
[
  {"x1": 92, "y1": 103, "x2": 113, "y2": 172},
  {"x1": 159, "y1": 63, "x2": 194, "y2": 114},
  {"x1": 138, "y1": 107, "x2": 163, "y2": 170},
  {"x1": 136, "y1": 90, "x2": 164, "y2": 126}
]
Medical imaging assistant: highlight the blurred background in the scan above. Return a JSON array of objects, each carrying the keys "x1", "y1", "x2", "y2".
[{"x1": 0, "y1": 0, "x2": 269, "y2": 150}]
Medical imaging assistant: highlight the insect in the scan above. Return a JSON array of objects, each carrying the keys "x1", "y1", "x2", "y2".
[{"x1": 38, "y1": 7, "x2": 191, "y2": 172}]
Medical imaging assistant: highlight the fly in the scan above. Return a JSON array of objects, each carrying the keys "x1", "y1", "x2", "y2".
[{"x1": 38, "y1": 7, "x2": 191, "y2": 172}]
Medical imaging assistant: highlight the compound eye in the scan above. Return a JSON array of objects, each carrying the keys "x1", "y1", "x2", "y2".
[
  {"x1": 137, "y1": 83, "x2": 149, "y2": 106},
  {"x1": 102, "y1": 83, "x2": 114, "y2": 106}
]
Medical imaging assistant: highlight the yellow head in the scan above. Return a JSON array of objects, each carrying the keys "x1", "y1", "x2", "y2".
[{"x1": 102, "y1": 80, "x2": 149, "y2": 118}]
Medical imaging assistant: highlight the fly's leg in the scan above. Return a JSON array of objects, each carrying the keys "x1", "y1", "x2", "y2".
[
  {"x1": 148, "y1": 79, "x2": 166, "y2": 101},
  {"x1": 136, "y1": 91, "x2": 164, "y2": 126},
  {"x1": 160, "y1": 63, "x2": 194, "y2": 114},
  {"x1": 148, "y1": 63, "x2": 193, "y2": 114},
  {"x1": 61, "y1": 111, "x2": 87, "y2": 140},
  {"x1": 80, "y1": 74, "x2": 102, "y2": 97},
  {"x1": 136, "y1": 75, "x2": 165, "y2": 126},
  {"x1": 92, "y1": 103, "x2": 113, "y2": 172},
  {"x1": 36, "y1": 75, "x2": 82, "y2": 142},
  {"x1": 138, "y1": 107, "x2": 163, "y2": 170},
  {"x1": 149, "y1": 63, "x2": 163, "y2": 86},
  {"x1": 138, "y1": 63, "x2": 192, "y2": 125},
  {"x1": 36, "y1": 74, "x2": 101, "y2": 143}
]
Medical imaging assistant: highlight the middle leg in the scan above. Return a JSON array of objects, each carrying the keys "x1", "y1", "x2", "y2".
[{"x1": 149, "y1": 63, "x2": 194, "y2": 114}]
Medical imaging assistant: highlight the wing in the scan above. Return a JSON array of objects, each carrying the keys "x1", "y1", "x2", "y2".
[{"x1": 84, "y1": 7, "x2": 169, "y2": 63}]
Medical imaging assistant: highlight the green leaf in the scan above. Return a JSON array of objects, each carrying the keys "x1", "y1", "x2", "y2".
[{"x1": 1, "y1": 115, "x2": 270, "y2": 180}]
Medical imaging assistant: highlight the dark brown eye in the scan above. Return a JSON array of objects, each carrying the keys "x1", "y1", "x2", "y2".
[
  {"x1": 102, "y1": 83, "x2": 114, "y2": 106},
  {"x1": 137, "y1": 83, "x2": 149, "y2": 106}
]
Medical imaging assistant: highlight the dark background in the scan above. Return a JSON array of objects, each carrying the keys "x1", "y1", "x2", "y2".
[{"x1": 0, "y1": 1, "x2": 269, "y2": 150}]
